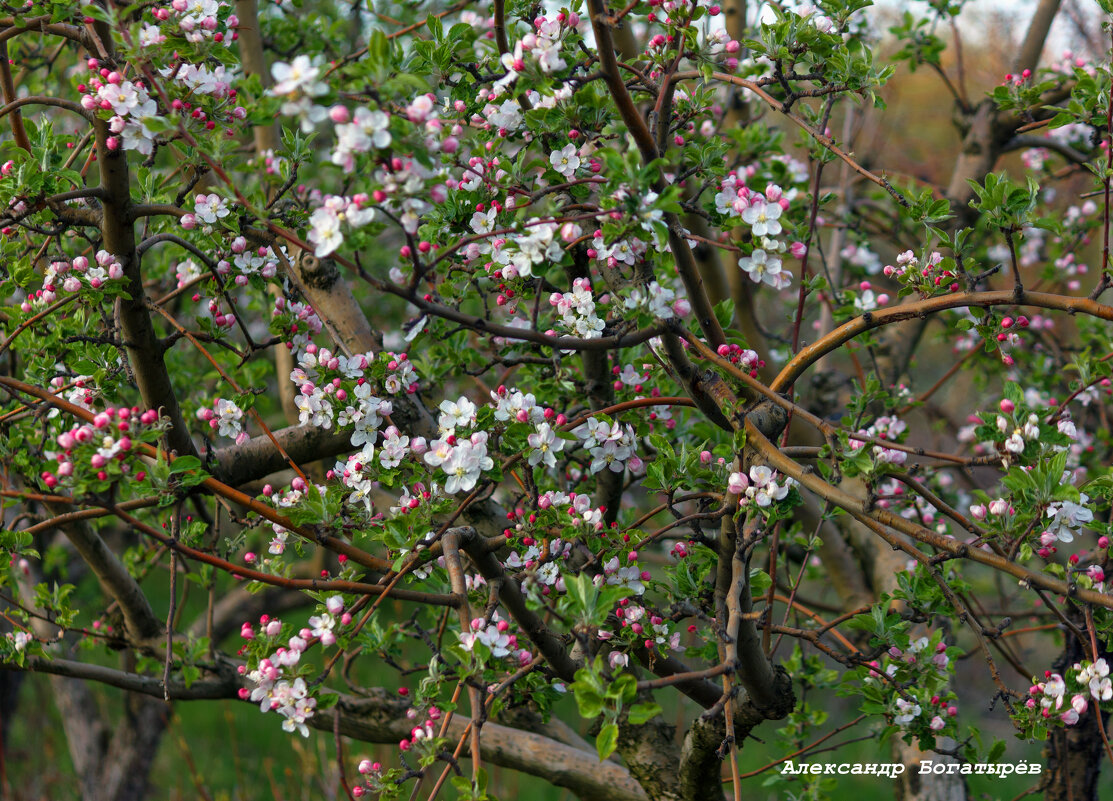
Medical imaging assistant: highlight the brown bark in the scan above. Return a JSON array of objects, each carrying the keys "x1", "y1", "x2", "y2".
[
  {"x1": 48, "y1": 505, "x2": 162, "y2": 640},
  {"x1": 893, "y1": 738, "x2": 967, "y2": 801},
  {"x1": 16, "y1": 648, "x2": 652, "y2": 801},
  {"x1": 615, "y1": 708, "x2": 682, "y2": 801},
  {"x1": 1044, "y1": 711, "x2": 1105, "y2": 801},
  {"x1": 678, "y1": 716, "x2": 728, "y2": 801},
  {"x1": 16, "y1": 566, "x2": 168, "y2": 801}
]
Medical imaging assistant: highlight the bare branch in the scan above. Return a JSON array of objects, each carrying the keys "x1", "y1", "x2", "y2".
[{"x1": 1013, "y1": 0, "x2": 1063, "y2": 75}]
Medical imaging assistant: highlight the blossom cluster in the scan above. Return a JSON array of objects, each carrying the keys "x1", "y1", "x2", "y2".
[
  {"x1": 78, "y1": 40, "x2": 241, "y2": 155},
  {"x1": 307, "y1": 195, "x2": 377, "y2": 257},
  {"x1": 728, "y1": 465, "x2": 798, "y2": 507},
  {"x1": 571, "y1": 418, "x2": 641, "y2": 475},
  {"x1": 715, "y1": 343, "x2": 763, "y2": 376},
  {"x1": 330, "y1": 107, "x2": 392, "y2": 172},
  {"x1": 196, "y1": 398, "x2": 247, "y2": 443},
  {"x1": 286, "y1": 344, "x2": 409, "y2": 452},
  {"x1": 268, "y1": 55, "x2": 328, "y2": 132},
  {"x1": 45, "y1": 406, "x2": 163, "y2": 489},
  {"x1": 272, "y1": 297, "x2": 324, "y2": 351},
  {"x1": 424, "y1": 429, "x2": 495, "y2": 494},
  {"x1": 862, "y1": 636, "x2": 959, "y2": 735},
  {"x1": 536, "y1": 489, "x2": 607, "y2": 531},
  {"x1": 485, "y1": 218, "x2": 565, "y2": 281},
  {"x1": 607, "y1": 598, "x2": 680, "y2": 655},
  {"x1": 20, "y1": 251, "x2": 127, "y2": 313},
  {"x1": 716, "y1": 175, "x2": 797, "y2": 289},
  {"x1": 4, "y1": 630, "x2": 32, "y2": 655},
  {"x1": 1027, "y1": 659, "x2": 1112, "y2": 727},
  {"x1": 81, "y1": 74, "x2": 161, "y2": 155},
  {"x1": 152, "y1": 0, "x2": 237, "y2": 44},
  {"x1": 549, "y1": 278, "x2": 605, "y2": 338},
  {"x1": 624, "y1": 280, "x2": 687, "y2": 320},
  {"x1": 881, "y1": 250, "x2": 960, "y2": 296},
  {"x1": 238, "y1": 597, "x2": 349, "y2": 736},
  {"x1": 848, "y1": 415, "x2": 908, "y2": 466},
  {"x1": 492, "y1": 13, "x2": 576, "y2": 96},
  {"x1": 459, "y1": 613, "x2": 531, "y2": 665},
  {"x1": 505, "y1": 538, "x2": 570, "y2": 595}
]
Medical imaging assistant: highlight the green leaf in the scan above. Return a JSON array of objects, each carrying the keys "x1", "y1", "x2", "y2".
[
  {"x1": 564, "y1": 573, "x2": 595, "y2": 616},
  {"x1": 1083, "y1": 473, "x2": 1113, "y2": 499},
  {"x1": 606, "y1": 673, "x2": 637, "y2": 704},
  {"x1": 749, "y1": 568, "x2": 772, "y2": 597},
  {"x1": 9, "y1": 257, "x2": 33, "y2": 288},
  {"x1": 426, "y1": 12, "x2": 443, "y2": 41},
  {"x1": 596, "y1": 723, "x2": 619, "y2": 761},
  {"x1": 713, "y1": 299, "x2": 735, "y2": 332},
  {"x1": 627, "y1": 702, "x2": 662, "y2": 725},
  {"x1": 988, "y1": 738, "x2": 1007, "y2": 763},
  {"x1": 573, "y1": 684, "x2": 604, "y2": 718},
  {"x1": 168, "y1": 456, "x2": 203, "y2": 474},
  {"x1": 368, "y1": 30, "x2": 391, "y2": 71}
]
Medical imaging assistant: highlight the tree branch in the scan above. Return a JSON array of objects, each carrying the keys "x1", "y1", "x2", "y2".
[
  {"x1": 48, "y1": 505, "x2": 163, "y2": 640},
  {"x1": 1013, "y1": 0, "x2": 1062, "y2": 75},
  {"x1": 771, "y1": 290, "x2": 1113, "y2": 394},
  {"x1": 5, "y1": 659, "x2": 648, "y2": 801}
]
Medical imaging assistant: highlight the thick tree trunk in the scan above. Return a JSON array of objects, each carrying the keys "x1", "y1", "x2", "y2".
[
  {"x1": 1044, "y1": 712, "x2": 1104, "y2": 801},
  {"x1": 893, "y1": 738, "x2": 967, "y2": 801},
  {"x1": 51, "y1": 675, "x2": 169, "y2": 801},
  {"x1": 18, "y1": 559, "x2": 169, "y2": 801}
]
